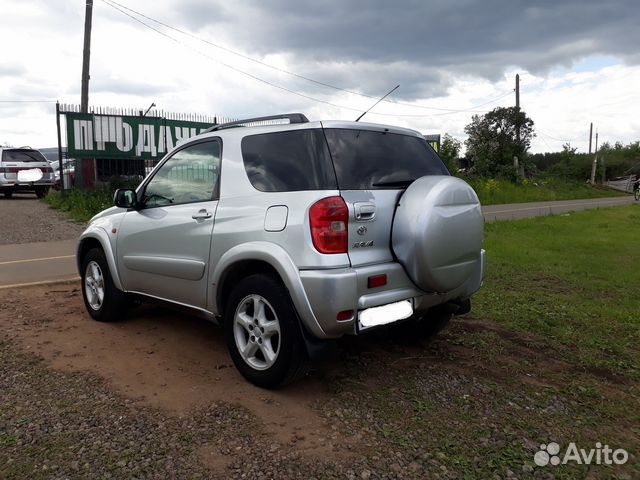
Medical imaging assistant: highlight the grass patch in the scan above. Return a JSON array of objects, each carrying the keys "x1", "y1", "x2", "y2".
[
  {"x1": 466, "y1": 176, "x2": 624, "y2": 205},
  {"x1": 43, "y1": 189, "x2": 113, "y2": 223},
  {"x1": 475, "y1": 205, "x2": 640, "y2": 379},
  {"x1": 42, "y1": 179, "x2": 139, "y2": 223}
]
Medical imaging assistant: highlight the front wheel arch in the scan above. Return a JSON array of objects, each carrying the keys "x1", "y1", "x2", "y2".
[
  {"x1": 80, "y1": 247, "x2": 127, "y2": 322},
  {"x1": 77, "y1": 233, "x2": 124, "y2": 291}
]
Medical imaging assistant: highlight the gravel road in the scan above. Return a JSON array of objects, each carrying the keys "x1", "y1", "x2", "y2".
[{"x1": 0, "y1": 194, "x2": 85, "y2": 245}]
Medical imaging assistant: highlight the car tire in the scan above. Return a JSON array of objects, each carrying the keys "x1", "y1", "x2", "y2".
[
  {"x1": 81, "y1": 247, "x2": 127, "y2": 322},
  {"x1": 35, "y1": 186, "x2": 49, "y2": 198},
  {"x1": 3, "y1": 190, "x2": 13, "y2": 198},
  {"x1": 224, "y1": 274, "x2": 308, "y2": 388}
]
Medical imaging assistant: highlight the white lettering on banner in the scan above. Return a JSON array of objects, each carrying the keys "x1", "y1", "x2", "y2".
[
  {"x1": 174, "y1": 126, "x2": 189, "y2": 143},
  {"x1": 70, "y1": 115, "x2": 209, "y2": 156},
  {"x1": 94, "y1": 116, "x2": 109, "y2": 150},
  {"x1": 93, "y1": 116, "x2": 134, "y2": 152},
  {"x1": 73, "y1": 120, "x2": 94, "y2": 151},
  {"x1": 116, "y1": 119, "x2": 133, "y2": 152},
  {"x1": 136, "y1": 124, "x2": 157, "y2": 156},
  {"x1": 158, "y1": 125, "x2": 174, "y2": 154}
]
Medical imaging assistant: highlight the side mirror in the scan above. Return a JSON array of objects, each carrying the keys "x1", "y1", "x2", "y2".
[{"x1": 114, "y1": 188, "x2": 137, "y2": 209}]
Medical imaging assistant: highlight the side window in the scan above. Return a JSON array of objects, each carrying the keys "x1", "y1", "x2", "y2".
[
  {"x1": 142, "y1": 140, "x2": 221, "y2": 207},
  {"x1": 241, "y1": 129, "x2": 337, "y2": 192}
]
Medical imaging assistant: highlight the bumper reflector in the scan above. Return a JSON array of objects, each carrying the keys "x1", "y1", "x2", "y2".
[
  {"x1": 367, "y1": 274, "x2": 387, "y2": 288},
  {"x1": 336, "y1": 310, "x2": 354, "y2": 321}
]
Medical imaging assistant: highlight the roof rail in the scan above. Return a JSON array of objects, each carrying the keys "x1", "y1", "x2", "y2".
[{"x1": 203, "y1": 113, "x2": 309, "y2": 133}]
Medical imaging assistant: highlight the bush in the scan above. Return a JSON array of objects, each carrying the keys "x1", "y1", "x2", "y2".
[{"x1": 43, "y1": 177, "x2": 140, "y2": 223}]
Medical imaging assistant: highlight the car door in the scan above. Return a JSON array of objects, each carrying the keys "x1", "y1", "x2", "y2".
[{"x1": 116, "y1": 138, "x2": 221, "y2": 309}]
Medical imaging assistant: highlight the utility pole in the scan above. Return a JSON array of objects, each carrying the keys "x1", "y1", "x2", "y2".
[
  {"x1": 590, "y1": 131, "x2": 599, "y2": 184},
  {"x1": 514, "y1": 73, "x2": 522, "y2": 177},
  {"x1": 80, "y1": 0, "x2": 93, "y2": 113},
  {"x1": 588, "y1": 122, "x2": 593, "y2": 154},
  {"x1": 80, "y1": 0, "x2": 94, "y2": 188}
]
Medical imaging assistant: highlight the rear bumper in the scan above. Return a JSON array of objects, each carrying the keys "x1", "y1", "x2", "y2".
[
  {"x1": 298, "y1": 249, "x2": 485, "y2": 338},
  {"x1": 0, "y1": 180, "x2": 54, "y2": 190}
]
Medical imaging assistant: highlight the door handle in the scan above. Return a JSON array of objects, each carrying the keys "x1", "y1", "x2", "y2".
[
  {"x1": 192, "y1": 209, "x2": 212, "y2": 220},
  {"x1": 354, "y1": 202, "x2": 376, "y2": 221}
]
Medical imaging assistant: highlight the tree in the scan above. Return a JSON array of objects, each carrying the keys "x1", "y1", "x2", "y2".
[
  {"x1": 464, "y1": 106, "x2": 535, "y2": 178},
  {"x1": 439, "y1": 133, "x2": 461, "y2": 173}
]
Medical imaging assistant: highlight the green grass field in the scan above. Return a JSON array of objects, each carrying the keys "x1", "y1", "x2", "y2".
[
  {"x1": 466, "y1": 177, "x2": 624, "y2": 205},
  {"x1": 319, "y1": 205, "x2": 639, "y2": 478},
  {"x1": 475, "y1": 205, "x2": 640, "y2": 380},
  {"x1": 43, "y1": 189, "x2": 113, "y2": 223}
]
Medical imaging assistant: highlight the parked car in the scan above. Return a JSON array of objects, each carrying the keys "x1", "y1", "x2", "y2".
[
  {"x1": 49, "y1": 159, "x2": 76, "y2": 189},
  {"x1": 76, "y1": 114, "x2": 485, "y2": 388},
  {"x1": 0, "y1": 147, "x2": 54, "y2": 198}
]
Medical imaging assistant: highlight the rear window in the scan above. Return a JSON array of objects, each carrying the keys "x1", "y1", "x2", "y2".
[
  {"x1": 323, "y1": 129, "x2": 449, "y2": 189},
  {"x1": 241, "y1": 129, "x2": 337, "y2": 192},
  {"x1": 1, "y1": 149, "x2": 48, "y2": 163}
]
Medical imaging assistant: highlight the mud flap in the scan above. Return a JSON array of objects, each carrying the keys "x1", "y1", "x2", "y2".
[
  {"x1": 452, "y1": 298, "x2": 471, "y2": 316},
  {"x1": 296, "y1": 319, "x2": 335, "y2": 361}
]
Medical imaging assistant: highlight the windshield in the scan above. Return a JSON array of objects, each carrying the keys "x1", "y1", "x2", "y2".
[
  {"x1": 2, "y1": 149, "x2": 48, "y2": 163},
  {"x1": 323, "y1": 128, "x2": 449, "y2": 190}
]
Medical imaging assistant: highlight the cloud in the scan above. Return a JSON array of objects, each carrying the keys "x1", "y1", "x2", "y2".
[
  {"x1": 0, "y1": 0, "x2": 639, "y2": 151},
  {"x1": 0, "y1": 65, "x2": 26, "y2": 78},
  {"x1": 172, "y1": 0, "x2": 640, "y2": 83}
]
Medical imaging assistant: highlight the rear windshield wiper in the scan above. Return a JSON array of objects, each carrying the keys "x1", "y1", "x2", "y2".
[{"x1": 371, "y1": 179, "x2": 415, "y2": 188}]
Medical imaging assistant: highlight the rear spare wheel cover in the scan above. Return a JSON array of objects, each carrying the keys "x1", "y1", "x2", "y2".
[{"x1": 392, "y1": 176, "x2": 483, "y2": 293}]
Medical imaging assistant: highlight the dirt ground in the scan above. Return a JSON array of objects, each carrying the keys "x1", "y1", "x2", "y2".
[
  {"x1": 1, "y1": 283, "x2": 638, "y2": 479},
  {"x1": 0, "y1": 194, "x2": 85, "y2": 245},
  {"x1": 7, "y1": 284, "x2": 334, "y2": 454}
]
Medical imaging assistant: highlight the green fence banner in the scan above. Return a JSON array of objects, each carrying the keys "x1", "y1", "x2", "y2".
[
  {"x1": 65, "y1": 113, "x2": 214, "y2": 160},
  {"x1": 424, "y1": 134, "x2": 441, "y2": 153}
]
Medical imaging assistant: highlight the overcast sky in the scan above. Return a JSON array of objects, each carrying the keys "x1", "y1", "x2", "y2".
[{"x1": 1, "y1": 0, "x2": 638, "y2": 153}]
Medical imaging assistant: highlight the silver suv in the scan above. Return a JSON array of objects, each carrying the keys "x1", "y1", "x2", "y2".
[
  {"x1": 77, "y1": 114, "x2": 485, "y2": 388},
  {"x1": 0, "y1": 147, "x2": 54, "y2": 198}
]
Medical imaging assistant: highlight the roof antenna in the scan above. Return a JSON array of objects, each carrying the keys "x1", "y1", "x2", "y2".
[{"x1": 355, "y1": 84, "x2": 400, "y2": 122}]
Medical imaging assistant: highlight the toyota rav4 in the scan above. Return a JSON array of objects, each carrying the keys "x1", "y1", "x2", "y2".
[{"x1": 77, "y1": 114, "x2": 485, "y2": 388}]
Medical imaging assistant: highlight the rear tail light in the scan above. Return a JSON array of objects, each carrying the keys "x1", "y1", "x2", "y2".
[{"x1": 309, "y1": 196, "x2": 348, "y2": 254}]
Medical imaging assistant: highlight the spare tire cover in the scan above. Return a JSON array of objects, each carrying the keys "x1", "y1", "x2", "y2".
[{"x1": 392, "y1": 175, "x2": 483, "y2": 293}]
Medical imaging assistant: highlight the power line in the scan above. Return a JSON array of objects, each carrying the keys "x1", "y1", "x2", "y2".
[
  {"x1": 100, "y1": 0, "x2": 511, "y2": 117},
  {"x1": 536, "y1": 129, "x2": 574, "y2": 143},
  {"x1": 100, "y1": 0, "x2": 364, "y2": 113}
]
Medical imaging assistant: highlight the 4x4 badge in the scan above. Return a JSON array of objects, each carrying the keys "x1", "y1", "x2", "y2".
[
  {"x1": 353, "y1": 240, "x2": 374, "y2": 248},
  {"x1": 357, "y1": 226, "x2": 367, "y2": 236}
]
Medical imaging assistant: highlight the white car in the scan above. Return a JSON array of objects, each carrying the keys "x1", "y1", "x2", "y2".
[{"x1": 0, "y1": 147, "x2": 54, "y2": 198}]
